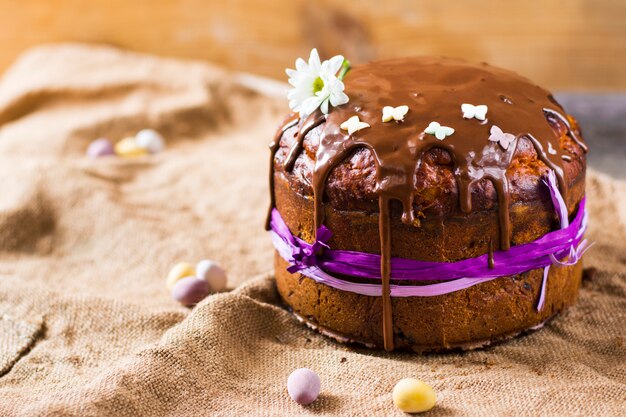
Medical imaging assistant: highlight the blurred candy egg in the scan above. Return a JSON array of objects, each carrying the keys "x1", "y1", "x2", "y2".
[
  {"x1": 166, "y1": 262, "x2": 196, "y2": 290},
  {"x1": 87, "y1": 138, "x2": 115, "y2": 158},
  {"x1": 115, "y1": 137, "x2": 148, "y2": 157},
  {"x1": 196, "y1": 259, "x2": 227, "y2": 292},
  {"x1": 171, "y1": 276, "x2": 210, "y2": 306},
  {"x1": 287, "y1": 368, "x2": 320, "y2": 405},
  {"x1": 135, "y1": 129, "x2": 165, "y2": 154}
]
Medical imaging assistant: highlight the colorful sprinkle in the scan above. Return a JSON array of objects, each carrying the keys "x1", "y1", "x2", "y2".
[
  {"x1": 340, "y1": 116, "x2": 370, "y2": 135},
  {"x1": 287, "y1": 368, "x2": 320, "y2": 405},
  {"x1": 392, "y1": 378, "x2": 436, "y2": 413},
  {"x1": 382, "y1": 105, "x2": 409, "y2": 122},
  {"x1": 424, "y1": 122, "x2": 454, "y2": 140},
  {"x1": 86, "y1": 138, "x2": 115, "y2": 159},
  {"x1": 488, "y1": 125, "x2": 515, "y2": 150}
]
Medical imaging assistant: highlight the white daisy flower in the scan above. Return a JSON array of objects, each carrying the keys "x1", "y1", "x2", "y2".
[{"x1": 286, "y1": 48, "x2": 350, "y2": 117}]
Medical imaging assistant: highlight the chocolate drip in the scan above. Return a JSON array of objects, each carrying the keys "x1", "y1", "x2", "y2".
[
  {"x1": 269, "y1": 57, "x2": 587, "y2": 351},
  {"x1": 379, "y1": 196, "x2": 393, "y2": 351},
  {"x1": 544, "y1": 108, "x2": 588, "y2": 153},
  {"x1": 266, "y1": 115, "x2": 299, "y2": 230},
  {"x1": 284, "y1": 114, "x2": 326, "y2": 172},
  {"x1": 488, "y1": 240, "x2": 495, "y2": 269}
]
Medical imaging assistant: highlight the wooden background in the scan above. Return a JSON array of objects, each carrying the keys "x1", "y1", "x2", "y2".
[{"x1": 1, "y1": 0, "x2": 625, "y2": 90}]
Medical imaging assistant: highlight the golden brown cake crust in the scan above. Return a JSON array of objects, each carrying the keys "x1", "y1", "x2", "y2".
[
  {"x1": 273, "y1": 173, "x2": 584, "y2": 351},
  {"x1": 275, "y1": 257, "x2": 582, "y2": 352}
]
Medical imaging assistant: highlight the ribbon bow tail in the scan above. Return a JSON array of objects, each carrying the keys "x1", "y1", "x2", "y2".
[{"x1": 286, "y1": 226, "x2": 333, "y2": 274}]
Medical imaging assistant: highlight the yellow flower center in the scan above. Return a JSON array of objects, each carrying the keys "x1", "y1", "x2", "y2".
[{"x1": 312, "y1": 77, "x2": 324, "y2": 94}]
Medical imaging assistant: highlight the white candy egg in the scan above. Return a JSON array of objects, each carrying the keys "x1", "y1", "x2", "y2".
[
  {"x1": 196, "y1": 259, "x2": 228, "y2": 292},
  {"x1": 135, "y1": 129, "x2": 165, "y2": 154}
]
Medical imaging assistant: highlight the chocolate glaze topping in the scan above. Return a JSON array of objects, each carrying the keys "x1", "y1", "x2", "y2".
[{"x1": 267, "y1": 56, "x2": 587, "y2": 351}]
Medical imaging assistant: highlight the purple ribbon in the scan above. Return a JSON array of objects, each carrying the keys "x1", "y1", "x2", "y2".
[
  {"x1": 286, "y1": 225, "x2": 332, "y2": 273},
  {"x1": 270, "y1": 171, "x2": 589, "y2": 309}
]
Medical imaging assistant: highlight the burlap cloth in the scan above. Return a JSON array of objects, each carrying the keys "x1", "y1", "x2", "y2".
[{"x1": 0, "y1": 44, "x2": 623, "y2": 416}]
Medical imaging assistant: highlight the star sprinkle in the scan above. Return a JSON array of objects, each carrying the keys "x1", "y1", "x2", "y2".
[
  {"x1": 424, "y1": 122, "x2": 455, "y2": 140},
  {"x1": 382, "y1": 105, "x2": 409, "y2": 122},
  {"x1": 488, "y1": 125, "x2": 516, "y2": 150},
  {"x1": 340, "y1": 116, "x2": 370, "y2": 135},
  {"x1": 461, "y1": 103, "x2": 488, "y2": 121}
]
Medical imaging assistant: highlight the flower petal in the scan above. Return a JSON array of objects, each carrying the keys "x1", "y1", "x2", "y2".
[
  {"x1": 330, "y1": 91, "x2": 349, "y2": 107},
  {"x1": 295, "y1": 57, "x2": 308, "y2": 73},
  {"x1": 320, "y1": 98, "x2": 330, "y2": 114},
  {"x1": 327, "y1": 55, "x2": 345, "y2": 75},
  {"x1": 309, "y1": 48, "x2": 321, "y2": 71}
]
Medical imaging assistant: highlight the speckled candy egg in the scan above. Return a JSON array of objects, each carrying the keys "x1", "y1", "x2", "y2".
[
  {"x1": 171, "y1": 276, "x2": 210, "y2": 307},
  {"x1": 287, "y1": 368, "x2": 320, "y2": 405},
  {"x1": 196, "y1": 259, "x2": 227, "y2": 292},
  {"x1": 392, "y1": 378, "x2": 436, "y2": 413},
  {"x1": 135, "y1": 129, "x2": 165, "y2": 154},
  {"x1": 87, "y1": 138, "x2": 115, "y2": 158}
]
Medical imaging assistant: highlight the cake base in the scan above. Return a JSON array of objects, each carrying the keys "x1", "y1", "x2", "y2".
[
  {"x1": 275, "y1": 253, "x2": 582, "y2": 352},
  {"x1": 291, "y1": 309, "x2": 552, "y2": 353}
]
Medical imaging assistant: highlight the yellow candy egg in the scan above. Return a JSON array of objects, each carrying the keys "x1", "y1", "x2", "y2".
[
  {"x1": 166, "y1": 262, "x2": 196, "y2": 290},
  {"x1": 392, "y1": 378, "x2": 436, "y2": 414},
  {"x1": 114, "y1": 137, "x2": 148, "y2": 158}
]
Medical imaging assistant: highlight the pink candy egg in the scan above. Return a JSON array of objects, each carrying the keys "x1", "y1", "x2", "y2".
[
  {"x1": 171, "y1": 276, "x2": 210, "y2": 307},
  {"x1": 87, "y1": 138, "x2": 115, "y2": 158},
  {"x1": 287, "y1": 368, "x2": 320, "y2": 405}
]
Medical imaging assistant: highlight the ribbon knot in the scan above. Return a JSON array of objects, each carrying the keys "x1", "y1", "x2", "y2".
[{"x1": 286, "y1": 226, "x2": 333, "y2": 273}]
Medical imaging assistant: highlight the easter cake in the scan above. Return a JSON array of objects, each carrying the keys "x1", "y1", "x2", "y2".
[{"x1": 267, "y1": 51, "x2": 589, "y2": 352}]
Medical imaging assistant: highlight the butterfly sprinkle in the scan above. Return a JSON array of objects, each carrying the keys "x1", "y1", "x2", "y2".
[
  {"x1": 461, "y1": 103, "x2": 488, "y2": 121},
  {"x1": 488, "y1": 125, "x2": 516, "y2": 150},
  {"x1": 340, "y1": 116, "x2": 370, "y2": 135},
  {"x1": 382, "y1": 105, "x2": 409, "y2": 123},
  {"x1": 424, "y1": 122, "x2": 455, "y2": 140}
]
